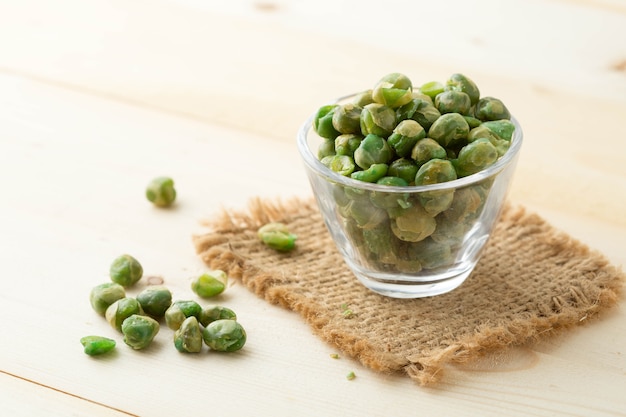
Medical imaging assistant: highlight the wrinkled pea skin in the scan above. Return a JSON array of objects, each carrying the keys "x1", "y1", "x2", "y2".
[
  {"x1": 414, "y1": 159, "x2": 457, "y2": 216},
  {"x1": 313, "y1": 105, "x2": 341, "y2": 139},
  {"x1": 202, "y1": 319, "x2": 247, "y2": 352},
  {"x1": 89, "y1": 283, "x2": 126, "y2": 315},
  {"x1": 446, "y1": 73, "x2": 481, "y2": 105},
  {"x1": 174, "y1": 316, "x2": 203, "y2": 353},
  {"x1": 146, "y1": 177, "x2": 176, "y2": 208},
  {"x1": 354, "y1": 134, "x2": 393, "y2": 169},
  {"x1": 411, "y1": 138, "x2": 447, "y2": 167},
  {"x1": 360, "y1": 103, "x2": 397, "y2": 137},
  {"x1": 317, "y1": 139, "x2": 336, "y2": 159},
  {"x1": 121, "y1": 314, "x2": 160, "y2": 350},
  {"x1": 199, "y1": 305, "x2": 237, "y2": 327},
  {"x1": 105, "y1": 297, "x2": 144, "y2": 332},
  {"x1": 428, "y1": 113, "x2": 470, "y2": 148},
  {"x1": 434, "y1": 90, "x2": 472, "y2": 115},
  {"x1": 192, "y1": 271, "x2": 228, "y2": 298},
  {"x1": 387, "y1": 120, "x2": 426, "y2": 157},
  {"x1": 165, "y1": 300, "x2": 202, "y2": 330},
  {"x1": 109, "y1": 254, "x2": 143, "y2": 287},
  {"x1": 322, "y1": 155, "x2": 356, "y2": 176},
  {"x1": 467, "y1": 125, "x2": 510, "y2": 157},
  {"x1": 391, "y1": 204, "x2": 436, "y2": 242},
  {"x1": 410, "y1": 102, "x2": 441, "y2": 131},
  {"x1": 474, "y1": 97, "x2": 511, "y2": 121},
  {"x1": 332, "y1": 103, "x2": 362, "y2": 134},
  {"x1": 136, "y1": 286, "x2": 172, "y2": 318},
  {"x1": 455, "y1": 138, "x2": 499, "y2": 177},
  {"x1": 372, "y1": 73, "x2": 413, "y2": 109},
  {"x1": 388, "y1": 158, "x2": 419, "y2": 184},
  {"x1": 257, "y1": 223, "x2": 297, "y2": 252},
  {"x1": 335, "y1": 134, "x2": 363, "y2": 157}
]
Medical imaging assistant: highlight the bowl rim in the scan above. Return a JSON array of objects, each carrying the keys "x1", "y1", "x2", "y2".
[{"x1": 297, "y1": 95, "x2": 523, "y2": 193}]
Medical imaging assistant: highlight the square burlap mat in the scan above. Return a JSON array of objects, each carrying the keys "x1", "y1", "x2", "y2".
[{"x1": 193, "y1": 197, "x2": 624, "y2": 385}]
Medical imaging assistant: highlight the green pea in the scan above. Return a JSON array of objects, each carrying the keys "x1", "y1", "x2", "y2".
[
  {"x1": 350, "y1": 163, "x2": 388, "y2": 183},
  {"x1": 354, "y1": 134, "x2": 393, "y2": 170},
  {"x1": 454, "y1": 138, "x2": 499, "y2": 177},
  {"x1": 105, "y1": 297, "x2": 144, "y2": 331},
  {"x1": 257, "y1": 222, "x2": 297, "y2": 252},
  {"x1": 165, "y1": 300, "x2": 203, "y2": 330},
  {"x1": 359, "y1": 103, "x2": 397, "y2": 137},
  {"x1": 174, "y1": 316, "x2": 203, "y2": 353},
  {"x1": 410, "y1": 138, "x2": 447, "y2": 167},
  {"x1": 481, "y1": 119, "x2": 516, "y2": 141},
  {"x1": 347, "y1": 199, "x2": 388, "y2": 229},
  {"x1": 313, "y1": 104, "x2": 340, "y2": 140},
  {"x1": 202, "y1": 319, "x2": 247, "y2": 352},
  {"x1": 372, "y1": 73, "x2": 413, "y2": 108},
  {"x1": 467, "y1": 125, "x2": 510, "y2": 156},
  {"x1": 199, "y1": 305, "x2": 237, "y2": 327},
  {"x1": 317, "y1": 139, "x2": 336, "y2": 159},
  {"x1": 109, "y1": 254, "x2": 143, "y2": 287},
  {"x1": 146, "y1": 177, "x2": 176, "y2": 208},
  {"x1": 474, "y1": 96, "x2": 511, "y2": 121},
  {"x1": 446, "y1": 73, "x2": 481, "y2": 105},
  {"x1": 463, "y1": 115, "x2": 482, "y2": 129},
  {"x1": 419, "y1": 81, "x2": 445, "y2": 100},
  {"x1": 428, "y1": 113, "x2": 470, "y2": 148},
  {"x1": 136, "y1": 286, "x2": 172, "y2": 318},
  {"x1": 80, "y1": 336, "x2": 116, "y2": 356},
  {"x1": 352, "y1": 89, "x2": 374, "y2": 107},
  {"x1": 322, "y1": 154, "x2": 356, "y2": 177},
  {"x1": 89, "y1": 282, "x2": 126, "y2": 315},
  {"x1": 434, "y1": 90, "x2": 472, "y2": 115},
  {"x1": 332, "y1": 103, "x2": 362, "y2": 134},
  {"x1": 191, "y1": 270, "x2": 228, "y2": 298},
  {"x1": 387, "y1": 158, "x2": 418, "y2": 184},
  {"x1": 387, "y1": 120, "x2": 426, "y2": 157},
  {"x1": 410, "y1": 102, "x2": 441, "y2": 131},
  {"x1": 415, "y1": 159, "x2": 457, "y2": 216},
  {"x1": 370, "y1": 176, "x2": 410, "y2": 210},
  {"x1": 390, "y1": 204, "x2": 436, "y2": 242},
  {"x1": 121, "y1": 314, "x2": 160, "y2": 350},
  {"x1": 334, "y1": 134, "x2": 363, "y2": 157}
]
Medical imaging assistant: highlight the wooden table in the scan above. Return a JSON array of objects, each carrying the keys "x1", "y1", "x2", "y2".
[{"x1": 1, "y1": 1, "x2": 625, "y2": 415}]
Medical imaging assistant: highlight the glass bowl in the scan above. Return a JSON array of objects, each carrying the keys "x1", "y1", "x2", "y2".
[{"x1": 296, "y1": 95, "x2": 523, "y2": 298}]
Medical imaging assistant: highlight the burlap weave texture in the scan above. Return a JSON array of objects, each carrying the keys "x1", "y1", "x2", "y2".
[{"x1": 193, "y1": 197, "x2": 624, "y2": 385}]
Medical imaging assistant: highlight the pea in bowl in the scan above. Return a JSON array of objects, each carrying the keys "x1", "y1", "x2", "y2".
[{"x1": 296, "y1": 73, "x2": 523, "y2": 298}]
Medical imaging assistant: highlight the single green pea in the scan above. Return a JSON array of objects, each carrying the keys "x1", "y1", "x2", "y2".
[
  {"x1": 352, "y1": 89, "x2": 374, "y2": 107},
  {"x1": 322, "y1": 154, "x2": 356, "y2": 177},
  {"x1": 109, "y1": 254, "x2": 143, "y2": 287},
  {"x1": 463, "y1": 115, "x2": 482, "y2": 129},
  {"x1": 474, "y1": 96, "x2": 511, "y2": 121},
  {"x1": 202, "y1": 319, "x2": 247, "y2": 352},
  {"x1": 257, "y1": 222, "x2": 297, "y2": 252},
  {"x1": 332, "y1": 103, "x2": 362, "y2": 134},
  {"x1": 430, "y1": 217, "x2": 468, "y2": 246},
  {"x1": 446, "y1": 73, "x2": 481, "y2": 105},
  {"x1": 359, "y1": 103, "x2": 397, "y2": 137},
  {"x1": 454, "y1": 138, "x2": 499, "y2": 177},
  {"x1": 419, "y1": 81, "x2": 445, "y2": 100},
  {"x1": 390, "y1": 204, "x2": 436, "y2": 242},
  {"x1": 415, "y1": 159, "x2": 457, "y2": 216},
  {"x1": 407, "y1": 238, "x2": 454, "y2": 270},
  {"x1": 334, "y1": 134, "x2": 363, "y2": 157},
  {"x1": 362, "y1": 221, "x2": 398, "y2": 264},
  {"x1": 121, "y1": 314, "x2": 160, "y2": 350},
  {"x1": 165, "y1": 300, "x2": 203, "y2": 330},
  {"x1": 347, "y1": 199, "x2": 388, "y2": 229},
  {"x1": 105, "y1": 297, "x2": 144, "y2": 331},
  {"x1": 136, "y1": 285, "x2": 172, "y2": 318},
  {"x1": 89, "y1": 282, "x2": 126, "y2": 315},
  {"x1": 199, "y1": 305, "x2": 237, "y2": 327},
  {"x1": 317, "y1": 139, "x2": 336, "y2": 159},
  {"x1": 80, "y1": 336, "x2": 116, "y2": 356},
  {"x1": 369, "y1": 176, "x2": 410, "y2": 210},
  {"x1": 313, "y1": 104, "x2": 341, "y2": 140},
  {"x1": 481, "y1": 119, "x2": 516, "y2": 141},
  {"x1": 467, "y1": 125, "x2": 510, "y2": 156},
  {"x1": 372, "y1": 73, "x2": 413, "y2": 109},
  {"x1": 443, "y1": 186, "x2": 485, "y2": 223},
  {"x1": 410, "y1": 138, "x2": 447, "y2": 167},
  {"x1": 387, "y1": 120, "x2": 426, "y2": 157},
  {"x1": 350, "y1": 163, "x2": 388, "y2": 183},
  {"x1": 191, "y1": 270, "x2": 228, "y2": 298},
  {"x1": 428, "y1": 113, "x2": 470, "y2": 148},
  {"x1": 353, "y1": 134, "x2": 393, "y2": 170},
  {"x1": 410, "y1": 102, "x2": 441, "y2": 131},
  {"x1": 387, "y1": 158, "x2": 419, "y2": 184},
  {"x1": 146, "y1": 177, "x2": 176, "y2": 208},
  {"x1": 434, "y1": 90, "x2": 472, "y2": 115},
  {"x1": 174, "y1": 316, "x2": 203, "y2": 353}
]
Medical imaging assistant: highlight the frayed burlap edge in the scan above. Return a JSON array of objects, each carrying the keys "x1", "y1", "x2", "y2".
[{"x1": 193, "y1": 197, "x2": 625, "y2": 386}]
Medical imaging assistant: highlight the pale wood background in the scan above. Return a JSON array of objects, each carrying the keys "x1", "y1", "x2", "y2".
[{"x1": 1, "y1": 1, "x2": 625, "y2": 416}]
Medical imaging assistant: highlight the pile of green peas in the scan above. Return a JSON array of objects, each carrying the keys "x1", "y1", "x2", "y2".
[
  {"x1": 82, "y1": 254, "x2": 246, "y2": 356},
  {"x1": 312, "y1": 73, "x2": 516, "y2": 272}
]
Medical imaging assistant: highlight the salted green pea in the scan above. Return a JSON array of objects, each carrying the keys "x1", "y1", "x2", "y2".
[
  {"x1": 146, "y1": 177, "x2": 176, "y2": 208},
  {"x1": 415, "y1": 159, "x2": 457, "y2": 216},
  {"x1": 410, "y1": 102, "x2": 441, "y2": 131},
  {"x1": 136, "y1": 285, "x2": 172, "y2": 318},
  {"x1": 481, "y1": 119, "x2": 516, "y2": 141},
  {"x1": 455, "y1": 138, "x2": 499, "y2": 177},
  {"x1": 446, "y1": 73, "x2": 481, "y2": 105},
  {"x1": 387, "y1": 158, "x2": 419, "y2": 184},
  {"x1": 362, "y1": 221, "x2": 398, "y2": 264},
  {"x1": 80, "y1": 336, "x2": 116, "y2": 356},
  {"x1": 419, "y1": 81, "x2": 445, "y2": 100},
  {"x1": 410, "y1": 138, "x2": 447, "y2": 167},
  {"x1": 202, "y1": 319, "x2": 247, "y2": 352},
  {"x1": 474, "y1": 96, "x2": 511, "y2": 121},
  {"x1": 372, "y1": 73, "x2": 413, "y2": 108},
  {"x1": 396, "y1": 98, "x2": 424, "y2": 122},
  {"x1": 89, "y1": 282, "x2": 126, "y2": 315},
  {"x1": 109, "y1": 254, "x2": 143, "y2": 287},
  {"x1": 463, "y1": 115, "x2": 482, "y2": 129},
  {"x1": 350, "y1": 163, "x2": 388, "y2": 183},
  {"x1": 191, "y1": 270, "x2": 228, "y2": 298},
  {"x1": 434, "y1": 90, "x2": 472, "y2": 115},
  {"x1": 258, "y1": 222, "x2": 297, "y2": 252},
  {"x1": 199, "y1": 305, "x2": 237, "y2": 327},
  {"x1": 165, "y1": 300, "x2": 202, "y2": 330},
  {"x1": 174, "y1": 316, "x2": 203, "y2": 353},
  {"x1": 317, "y1": 139, "x2": 336, "y2": 159},
  {"x1": 408, "y1": 238, "x2": 453, "y2": 269},
  {"x1": 428, "y1": 113, "x2": 470, "y2": 148},
  {"x1": 387, "y1": 120, "x2": 426, "y2": 157},
  {"x1": 370, "y1": 176, "x2": 410, "y2": 210},
  {"x1": 332, "y1": 103, "x2": 362, "y2": 134},
  {"x1": 391, "y1": 204, "x2": 436, "y2": 242},
  {"x1": 348, "y1": 199, "x2": 387, "y2": 229},
  {"x1": 354, "y1": 134, "x2": 393, "y2": 170},
  {"x1": 359, "y1": 103, "x2": 397, "y2": 137},
  {"x1": 443, "y1": 186, "x2": 485, "y2": 223},
  {"x1": 105, "y1": 297, "x2": 144, "y2": 331},
  {"x1": 121, "y1": 314, "x2": 160, "y2": 350},
  {"x1": 313, "y1": 104, "x2": 341, "y2": 139},
  {"x1": 322, "y1": 155, "x2": 356, "y2": 176},
  {"x1": 335, "y1": 134, "x2": 363, "y2": 157},
  {"x1": 352, "y1": 89, "x2": 374, "y2": 107},
  {"x1": 430, "y1": 216, "x2": 468, "y2": 246},
  {"x1": 468, "y1": 125, "x2": 510, "y2": 156}
]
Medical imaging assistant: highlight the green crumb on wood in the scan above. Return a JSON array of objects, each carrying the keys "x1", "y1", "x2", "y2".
[
  {"x1": 330, "y1": 353, "x2": 340, "y2": 359},
  {"x1": 346, "y1": 371, "x2": 356, "y2": 380}
]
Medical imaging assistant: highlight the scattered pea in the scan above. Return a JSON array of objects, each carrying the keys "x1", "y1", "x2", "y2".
[
  {"x1": 109, "y1": 254, "x2": 143, "y2": 287},
  {"x1": 165, "y1": 300, "x2": 202, "y2": 330},
  {"x1": 105, "y1": 297, "x2": 144, "y2": 331},
  {"x1": 136, "y1": 285, "x2": 172, "y2": 318},
  {"x1": 121, "y1": 314, "x2": 160, "y2": 350},
  {"x1": 80, "y1": 336, "x2": 116, "y2": 356},
  {"x1": 346, "y1": 371, "x2": 356, "y2": 381},
  {"x1": 146, "y1": 176, "x2": 176, "y2": 207},
  {"x1": 199, "y1": 305, "x2": 237, "y2": 327},
  {"x1": 174, "y1": 316, "x2": 203, "y2": 353},
  {"x1": 191, "y1": 270, "x2": 228, "y2": 298},
  {"x1": 202, "y1": 319, "x2": 247, "y2": 352},
  {"x1": 89, "y1": 282, "x2": 126, "y2": 315},
  {"x1": 257, "y1": 223, "x2": 297, "y2": 252}
]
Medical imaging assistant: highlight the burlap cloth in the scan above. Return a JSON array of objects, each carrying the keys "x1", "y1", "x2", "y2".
[{"x1": 193, "y1": 197, "x2": 624, "y2": 385}]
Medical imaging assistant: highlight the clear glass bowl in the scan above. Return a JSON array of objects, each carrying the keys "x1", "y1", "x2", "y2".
[{"x1": 297, "y1": 96, "x2": 524, "y2": 298}]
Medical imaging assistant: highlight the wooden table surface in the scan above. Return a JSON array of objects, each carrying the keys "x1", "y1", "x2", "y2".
[{"x1": 1, "y1": 1, "x2": 626, "y2": 416}]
